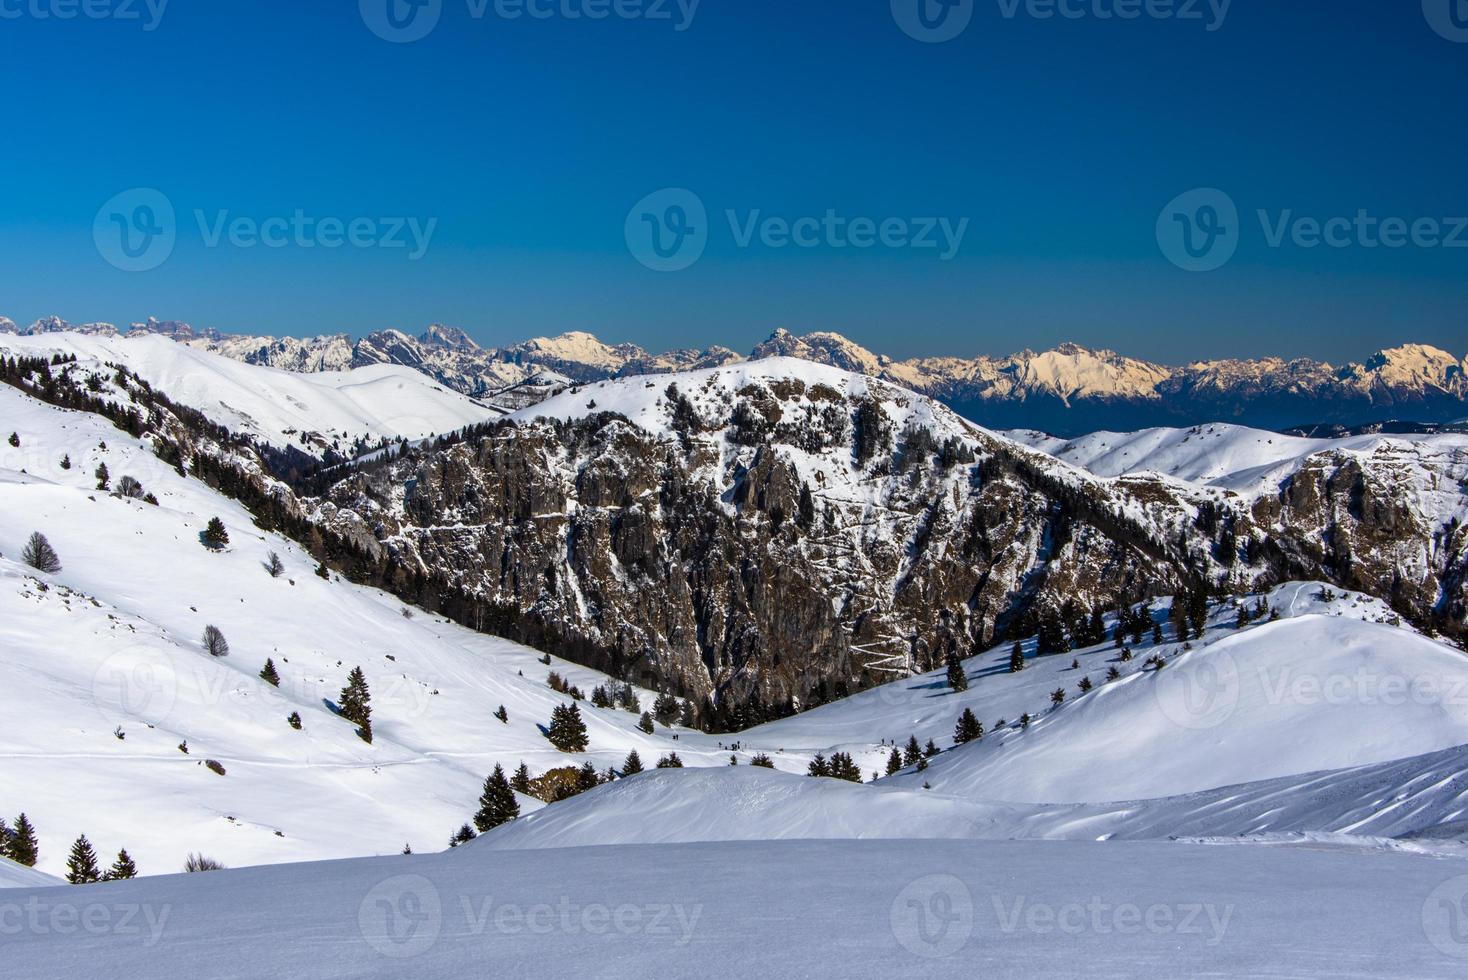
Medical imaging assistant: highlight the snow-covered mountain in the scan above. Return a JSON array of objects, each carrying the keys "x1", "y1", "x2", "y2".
[
  {"x1": 11, "y1": 317, "x2": 1464, "y2": 433},
  {"x1": 6, "y1": 328, "x2": 1468, "y2": 979}
]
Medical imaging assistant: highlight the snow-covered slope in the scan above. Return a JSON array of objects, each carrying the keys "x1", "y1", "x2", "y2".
[
  {"x1": 1009, "y1": 422, "x2": 1468, "y2": 499},
  {"x1": 478, "y1": 742, "x2": 1468, "y2": 850},
  {"x1": 0, "y1": 856, "x2": 62, "y2": 889},
  {"x1": 897, "y1": 612, "x2": 1468, "y2": 804},
  {"x1": 0, "y1": 332, "x2": 497, "y2": 456},
  {"x1": 3, "y1": 836, "x2": 1464, "y2": 979},
  {"x1": 0, "y1": 381, "x2": 749, "y2": 877}
]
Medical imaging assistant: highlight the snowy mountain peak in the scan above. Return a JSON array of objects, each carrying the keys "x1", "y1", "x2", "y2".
[
  {"x1": 20, "y1": 315, "x2": 119, "y2": 336},
  {"x1": 418, "y1": 323, "x2": 479, "y2": 351}
]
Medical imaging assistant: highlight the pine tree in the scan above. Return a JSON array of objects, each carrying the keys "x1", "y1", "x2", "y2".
[
  {"x1": 924, "y1": 739, "x2": 940, "y2": 757},
  {"x1": 576, "y1": 761, "x2": 600, "y2": 792},
  {"x1": 750, "y1": 753, "x2": 775, "y2": 768},
  {"x1": 473, "y1": 765, "x2": 520, "y2": 832},
  {"x1": 546, "y1": 703, "x2": 589, "y2": 752},
  {"x1": 1019, "y1": 712, "x2": 1031, "y2": 730},
  {"x1": 9, "y1": 814, "x2": 38, "y2": 867},
  {"x1": 828, "y1": 752, "x2": 862, "y2": 782},
  {"x1": 94, "y1": 462, "x2": 109, "y2": 491},
  {"x1": 1152, "y1": 623, "x2": 1164, "y2": 644},
  {"x1": 1050, "y1": 687, "x2": 1066, "y2": 707},
  {"x1": 7, "y1": 432, "x2": 17, "y2": 447},
  {"x1": 902, "y1": 735, "x2": 923, "y2": 767},
  {"x1": 1008, "y1": 642, "x2": 1026, "y2": 673},
  {"x1": 202, "y1": 516, "x2": 229, "y2": 550},
  {"x1": 953, "y1": 707, "x2": 983, "y2": 745},
  {"x1": 338, "y1": 666, "x2": 373, "y2": 743},
  {"x1": 622, "y1": 749, "x2": 644, "y2": 775},
  {"x1": 886, "y1": 748, "x2": 903, "y2": 775},
  {"x1": 1106, "y1": 666, "x2": 1121, "y2": 681},
  {"x1": 655, "y1": 752, "x2": 684, "y2": 769},
  {"x1": 60, "y1": 453, "x2": 71, "y2": 470},
  {"x1": 494, "y1": 705, "x2": 508, "y2": 723},
  {"x1": 807, "y1": 754, "x2": 830, "y2": 778},
  {"x1": 448, "y1": 824, "x2": 477, "y2": 848},
  {"x1": 945, "y1": 651, "x2": 968, "y2": 692},
  {"x1": 259, "y1": 658, "x2": 280, "y2": 686},
  {"x1": 1078, "y1": 676, "x2": 1093, "y2": 693},
  {"x1": 66, "y1": 835, "x2": 101, "y2": 884},
  {"x1": 637, "y1": 711, "x2": 655, "y2": 734},
  {"x1": 21, "y1": 532, "x2": 61, "y2": 573},
  {"x1": 266, "y1": 551, "x2": 285, "y2": 578},
  {"x1": 1038, "y1": 609, "x2": 1070, "y2": 654},
  {"x1": 511, "y1": 763, "x2": 532, "y2": 793},
  {"x1": 105, "y1": 849, "x2": 138, "y2": 880},
  {"x1": 1235, "y1": 605, "x2": 1249, "y2": 629},
  {"x1": 287, "y1": 712, "x2": 302, "y2": 730}
]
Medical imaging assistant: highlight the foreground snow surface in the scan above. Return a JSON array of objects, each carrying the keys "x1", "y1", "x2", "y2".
[{"x1": 5, "y1": 837, "x2": 1468, "y2": 978}]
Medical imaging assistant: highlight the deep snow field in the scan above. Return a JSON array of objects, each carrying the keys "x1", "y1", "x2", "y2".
[{"x1": 5, "y1": 336, "x2": 1468, "y2": 977}]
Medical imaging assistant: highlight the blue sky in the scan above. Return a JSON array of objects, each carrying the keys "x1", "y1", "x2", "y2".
[{"x1": 0, "y1": 0, "x2": 1464, "y2": 361}]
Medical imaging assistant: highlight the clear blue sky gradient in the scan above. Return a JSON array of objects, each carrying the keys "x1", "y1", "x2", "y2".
[{"x1": 0, "y1": 0, "x2": 1464, "y2": 361}]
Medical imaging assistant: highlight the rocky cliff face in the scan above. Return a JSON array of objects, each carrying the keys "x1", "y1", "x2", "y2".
[
  {"x1": 309, "y1": 362, "x2": 1214, "y2": 720},
  {"x1": 308, "y1": 361, "x2": 1467, "y2": 723}
]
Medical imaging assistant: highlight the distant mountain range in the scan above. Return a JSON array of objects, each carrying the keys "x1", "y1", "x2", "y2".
[{"x1": 4, "y1": 315, "x2": 1465, "y2": 435}]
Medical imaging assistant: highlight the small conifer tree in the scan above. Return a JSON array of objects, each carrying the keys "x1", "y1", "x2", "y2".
[
  {"x1": 259, "y1": 659, "x2": 280, "y2": 686},
  {"x1": 473, "y1": 765, "x2": 520, "y2": 833},
  {"x1": 66, "y1": 835, "x2": 101, "y2": 884}
]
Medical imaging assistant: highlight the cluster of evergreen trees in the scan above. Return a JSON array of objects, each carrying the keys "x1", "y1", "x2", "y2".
[
  {"x1": 63, "y1": 835, "x2": 138, "y2": 884},
  {"x1": 806, "y1": 752, "x2": 861, "y2": 782},
  {"x1": 0, "y1": 813, "x2": 39, "y2": 867}
]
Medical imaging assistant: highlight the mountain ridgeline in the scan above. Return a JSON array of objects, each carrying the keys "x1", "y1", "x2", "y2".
[
  {"x1": 309, "y1": 362, "x2": 1467, "y2": 727},
  {"x1": 5, "y1": 317, "x2": 1467, "y2": 434},
  {"x1": 3, "y1": 340, "x2": 1464, "y2": 732}
]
